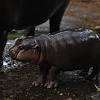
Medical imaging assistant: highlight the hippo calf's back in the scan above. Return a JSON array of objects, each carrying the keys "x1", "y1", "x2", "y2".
[{"x1": 35, "y1": 29, "x2": 100, "y2": 66}]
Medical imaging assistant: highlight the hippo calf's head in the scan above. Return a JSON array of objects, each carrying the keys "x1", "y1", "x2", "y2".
[{"x1": 9, "y1": 37, "x2": 41, "y2": 64}]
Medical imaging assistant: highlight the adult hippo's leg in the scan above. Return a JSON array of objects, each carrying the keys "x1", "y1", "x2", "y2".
[
  {"x1": 25, "y1": 26, "x2": 35, "y2": 36},
  {"x1": 49, "y1": 0, "x2": 70, "y2": 34},
  {"x1": 0, "y1": 31, "x2": 8, "y2": 70}
]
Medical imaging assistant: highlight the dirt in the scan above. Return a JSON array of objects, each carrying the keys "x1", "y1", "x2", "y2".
[
  {"x1": 0, "y1": 59, "x2": 98, "y2": 100},
  {"x1": 65, "y1": 0, "x2": 100, "y2": 28},
  {"x1": 0, "y1": 0, "x2": 100, "y2": 100}
]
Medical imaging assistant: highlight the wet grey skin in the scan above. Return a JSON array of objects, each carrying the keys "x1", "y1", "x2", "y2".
[{"x1": 10, "y1": 29, "x2": 100, "y2": 88}]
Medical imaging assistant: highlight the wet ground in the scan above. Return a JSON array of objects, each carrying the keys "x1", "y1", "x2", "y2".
[
  {"x1": 0, "y1": 65, "x2": 99, "y2": 100},
  {"x1": 1, "y1": 1, "x2": 100, "y2": 100}
]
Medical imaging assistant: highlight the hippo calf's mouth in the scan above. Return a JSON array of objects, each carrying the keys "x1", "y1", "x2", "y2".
[
  {"x1": 10, "y1": 47, "x2": 30, "y2": 59},
  {"x1": 17, "y1": 49, "x2": 41, "y2": 64},
  {"x1": 10, "y1": 45, "x2": 41, "y2": 64},
  {"x1": 9, "y1": 42, "x2": 33, "y2": 59},
  {"x1": 9, "y1": 48, "x2": 21, "y2": 60},
  {"x1": 16, "y1": 49, "x2": 34, "y2": 61}
]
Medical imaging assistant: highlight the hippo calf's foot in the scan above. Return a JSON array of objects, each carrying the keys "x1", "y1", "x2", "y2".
[
  {"x1": 44, "y1": 81, "x2": 58, "y2": 88},
  {"x1": 32, "y1": 81, "x2": 43, "y2": 87},
  {"x1": 43, "y1": 66, "x2": 59, "y2": 88},
  {"x1": 32, "y1": 79, "x2": 58, "y2": 88},
  {"x1": 32, "y1": 75, "x2": 46, "y2": 87}
]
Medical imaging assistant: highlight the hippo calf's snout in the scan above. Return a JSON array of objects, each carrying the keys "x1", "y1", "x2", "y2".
[
  {"x1": 9, "y1": 44, "x2": 24, "y2": 59},
  {"x1": 9, "y1": 46, "x2": 25, "y2": 59},
  {"x1": 9, "y1": 48, "x2": 16, "y2": 59},
  {"x1": 9, "y1": 37, "x2": 41, "y2": 63}
]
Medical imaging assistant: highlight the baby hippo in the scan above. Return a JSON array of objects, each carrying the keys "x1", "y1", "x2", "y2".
[{"x1": 9, "y1": 29, "x2": 100, "y2": 88}]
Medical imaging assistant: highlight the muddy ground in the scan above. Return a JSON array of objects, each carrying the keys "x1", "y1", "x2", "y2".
[{"x1": 0, "y1": 0, "x2": 100, "y2": 100}]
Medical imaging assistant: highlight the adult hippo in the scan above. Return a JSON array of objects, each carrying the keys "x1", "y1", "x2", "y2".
[
  {"x1": 9, "y1": 29, "x2": 100, "y2": 88},
  {"x1": 0, "y1": 0, "x2": 70, "y2": 69}
]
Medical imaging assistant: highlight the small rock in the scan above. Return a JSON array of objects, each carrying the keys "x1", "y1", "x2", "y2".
[
  {"x1": 59, "y1": 93, "x2": 63, "y2": 96},
  {"x1": 65, "y1": 97, "x2": 72, "y2": 100}
]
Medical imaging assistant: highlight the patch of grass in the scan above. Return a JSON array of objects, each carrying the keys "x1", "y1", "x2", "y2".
[
  {"x1": 8, "y1": 31, "x2": 48, "y2": 40},
  {"x1": 8, "y1": 32, "x2": 24, "y2": 40}
]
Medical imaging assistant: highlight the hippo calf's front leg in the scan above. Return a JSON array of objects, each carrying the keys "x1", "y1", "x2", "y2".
[
  {"x1": 32, "y1": 64, "x2": 51, "y2": 87},
  {"x1": 32, "y1": 74, "x2": 45, "y2": 87},
  {"x1": 44, "y1": 66, "x2": 60, "y2": 88}
]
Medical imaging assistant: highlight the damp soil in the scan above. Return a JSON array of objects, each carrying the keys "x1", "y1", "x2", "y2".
[{"x1": 0, "y1": 66, "x2": 99, "y2": 100}]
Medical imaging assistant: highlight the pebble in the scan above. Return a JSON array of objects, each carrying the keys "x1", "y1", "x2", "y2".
[
  {"x1": 3, "y1": 40, "x2": 20, "y2": 71},
  {"x1": 59, "y1": 93, "x2": 63, "y2": 96},
  {"x1": 65, "y1": 97, "x2": 72, "y2": 100}
]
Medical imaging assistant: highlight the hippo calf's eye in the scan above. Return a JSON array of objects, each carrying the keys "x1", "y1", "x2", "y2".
[
  {"x1": 32, "y1": 40, "x2": 39, "y2": 49},
  {"x1": 18, "y1": 45, "x2": 33, "y2": 51},
  {"x1": 15, "y1": 39, "x2": 23, "y2": 45},
  {"x1": 18, "y1": 46, "x2": 24, "y2": 50}
]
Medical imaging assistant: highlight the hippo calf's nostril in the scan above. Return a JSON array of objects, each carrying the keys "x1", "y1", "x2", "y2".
[
  {"x1": 9, "y1": 48, "x2": 12, "y2": 55},
  {"x1": 18, "y1": 46, "x2": 23, "y2": 50},
  {"x1": 9, "y1": 47, "x2": 12, "y2": 52},
  {"x1": 9, "y1": 50, "x2": 13, "y2": 58},
  {"x1": 9, "y1": 48, "x2": 16, "y2": 59}
]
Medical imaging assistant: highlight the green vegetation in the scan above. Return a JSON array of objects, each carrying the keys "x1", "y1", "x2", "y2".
[
  {"x1": 8, "y1": 30, "x2": 48, "y2": 40},
  {"x1": 8, "y1": 32, "x2": 24, "y2": 40},
  {"x1": 95, "y1": 84, "x2": 100, "y2": 92}
]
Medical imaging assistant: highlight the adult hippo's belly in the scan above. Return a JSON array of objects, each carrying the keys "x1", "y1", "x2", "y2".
[
  {"x1": 0, "y1": 0, "x2": 70, "y2": 69},
  {"x1": 0, "y1": 0, "x2": 69, "y2": 30}
]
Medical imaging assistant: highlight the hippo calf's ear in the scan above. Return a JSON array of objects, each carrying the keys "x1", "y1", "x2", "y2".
[
  {"x1": 15, "y1": 36, "x2": 26, "y2": 42},
  {"x1": 14, "y1": 36, "x2": 25, "y2": 42},
  {"x1": 33, "y1": 44, "x2": 39, "y2": 49}
]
